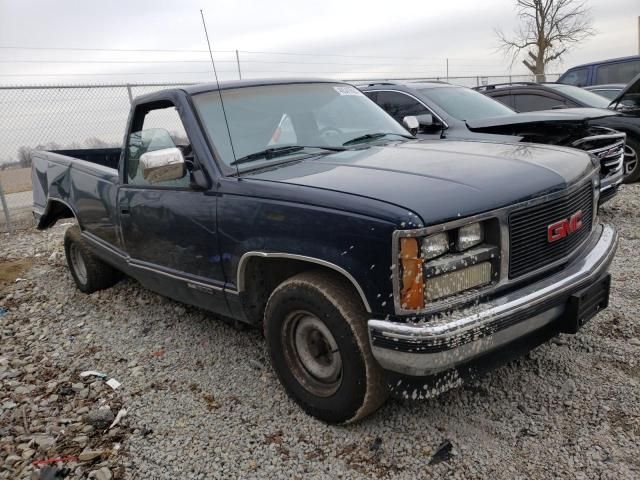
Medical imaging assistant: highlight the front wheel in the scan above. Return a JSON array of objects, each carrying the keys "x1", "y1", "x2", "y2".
[
  {"x1": 264, "y1": 271, "x2": 388, "y2": 423},
  {"x1": 623, "y1": 137, "x2": 640, "y2": 183}
]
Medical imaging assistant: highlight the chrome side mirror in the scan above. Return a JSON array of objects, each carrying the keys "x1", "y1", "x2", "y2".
[
  {"x1": 402, "y1": 116, "x2": 419, "y2": 135},
  {"x1": 415, "y1": 113, "x2": 434, "y2": 127},
  {"x1": 140, "y1": 147, "x2": 185, "y2": 184}
]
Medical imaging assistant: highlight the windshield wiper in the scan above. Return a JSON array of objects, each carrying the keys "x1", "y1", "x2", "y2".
[
  {"x1": 231, "y1": 146, "x2": 304, "y2": 166},
  {"x1": 342, "y1": 132, "x2": 414, "y2": 146},
  {"x1": 230, "y1": 145, "x2": 347, "y2": 166}
]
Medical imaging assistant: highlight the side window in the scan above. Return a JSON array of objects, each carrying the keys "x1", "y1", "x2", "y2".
[
  {"x1": 491, "y1": 93, "x2": 515, "y2": 109},
  {"x1": 126, "y1": 103, "x2": 192, "y2": 188},
  {"x1": 559, "y1": 68, "x2": 589, "y2": 87},
  {"x1": 363, "y1": 91, "x2": 378, "y2": 102},
  {"x1": 374, "y1": 91, "x2": 430, "y2": 124},
  {"x1": 513, "y1": 94, "x2": 565, "y2": 112},
  {"x1": 596, "y1": 60, "x2": 640, "y2": 84}
]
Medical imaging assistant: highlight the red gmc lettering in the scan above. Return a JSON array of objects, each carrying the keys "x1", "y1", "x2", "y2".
[{"x1": 547, "y1": 210, "x2": 583, "y2": 243}]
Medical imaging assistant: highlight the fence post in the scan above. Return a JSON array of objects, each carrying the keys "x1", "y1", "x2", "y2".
[
  {"x1": 0, "y1": 181, "x2": 13, "y2": 234},
  {"x1": 126, "y1": 84, "x2": 133, "y2": 104},
  {"x1": 235, "y1": 50, "x2": 242, "y2": 80}
]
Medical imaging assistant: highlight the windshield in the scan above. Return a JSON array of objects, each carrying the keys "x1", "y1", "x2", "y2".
[
  {"x1": 418, "y1": 86, "x2": 515, "y2": 120},
  {"x1": 545, "y1": 84, "x2": 611, "y2": 108},
  {"x1": 191, "y1": 83, "x2": 410, "y2": 172}
]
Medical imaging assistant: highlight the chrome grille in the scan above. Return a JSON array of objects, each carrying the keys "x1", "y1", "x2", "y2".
[
  {"x1": 571, "y1": 128, "x2": 625, "y2": 180},
  {"x1": 509, "y1": 183, "x2": 594, "y2": 278}
]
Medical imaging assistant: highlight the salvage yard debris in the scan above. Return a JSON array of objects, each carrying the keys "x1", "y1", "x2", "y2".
[
  {"x1": 428, "y1": 439, "x2": 454, "y2": 465},
  {"x1": 108, "y1": 409, "x2": 127, "y2": 431},
  {"x1": 80, "y1": 370, "x2": 121, "y2": 391}
]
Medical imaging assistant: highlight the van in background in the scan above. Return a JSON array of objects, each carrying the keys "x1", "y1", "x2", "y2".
[{"x1": 558, "y1": 55, "x2": 640, "y2": 87}]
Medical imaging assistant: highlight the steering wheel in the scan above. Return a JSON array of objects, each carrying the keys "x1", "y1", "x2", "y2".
[{"x1": 318, "y1": 127, "x2": 342, "y2": 139}]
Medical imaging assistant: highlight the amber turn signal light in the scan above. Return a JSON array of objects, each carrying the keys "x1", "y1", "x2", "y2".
[{"x1": 399, "y1": 237, "x2": 424, "y2": 310}]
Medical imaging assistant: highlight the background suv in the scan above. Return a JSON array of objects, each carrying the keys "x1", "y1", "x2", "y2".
[
  {"x1": 359, "y1": 81, "x2": 627, "y2": 199},
  {"x1": 476, "y1": 81, "x2": 640, "y2": 183}
]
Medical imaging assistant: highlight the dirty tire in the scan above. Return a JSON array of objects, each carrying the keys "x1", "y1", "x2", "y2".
[
  {"x1": 64, "y1": 226, "x2": 121, "y2": 293},
  {"x1": 623, "y1": 137, "x2": 640, "y2": 184},
  {"x1": 264, "y1": 270, "x2": 388, "y2": 424}
]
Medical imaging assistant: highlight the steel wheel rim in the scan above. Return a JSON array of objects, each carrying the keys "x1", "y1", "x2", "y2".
[
  {"x1": 282, "y1": 310, "x2": 343, "y2": 397},
  {"x1": 624, "y1": 145, "x2": 638, "y2": 177},
  {"x1": 69, "y1": 243, "x2": 87, "y2": 284}
]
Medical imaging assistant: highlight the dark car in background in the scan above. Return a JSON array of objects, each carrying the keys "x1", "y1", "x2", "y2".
[
  {"x1": 359, "y1": 81, "x2": 627, "y2": 200},
  {"x1": 475, "y1": 76, "x2": 640, "y2": 183},
  {"x1": 557, "y1": 55, "x2": 640, "y2": 87}
]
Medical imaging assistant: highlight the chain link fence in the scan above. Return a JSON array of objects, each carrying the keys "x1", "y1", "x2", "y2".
[
  {"x1": 0, "y1": 83, "x2": 196, "y2": 231},
  {"x1": 0, "y1": 83, "x2": 196, "y2": 169}
]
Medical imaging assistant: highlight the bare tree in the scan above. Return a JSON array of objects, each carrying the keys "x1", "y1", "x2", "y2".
[
  {"x1": 496, "y1": 0, "x2": 594, "y2": 81},
  {"x1": 17, "y1": 146, "x2": 33, "y2": 168}
]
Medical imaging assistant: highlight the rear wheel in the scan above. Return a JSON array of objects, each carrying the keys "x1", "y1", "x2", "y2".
[
  {"x1": 264, "y1": 271, "x2": 388, "y2": 424},
  {"x1": 623, "y1": 137, "x2": 640, "y2": 183},
  {"x1": 64, "y1": 226, "x2": 122, "y2": 293}
]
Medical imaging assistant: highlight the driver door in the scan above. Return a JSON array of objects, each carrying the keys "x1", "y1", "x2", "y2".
[{"x1": 118, "y1": 100, "x2": 229, "y2": 315}]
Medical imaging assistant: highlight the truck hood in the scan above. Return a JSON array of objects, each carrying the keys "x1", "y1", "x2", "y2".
[
  {"x1": 245, "y1": 140, "x2": 596, "y2": 226},
  {"x1": 466, "y1": 108, "x2": 618, "y2": 130}
]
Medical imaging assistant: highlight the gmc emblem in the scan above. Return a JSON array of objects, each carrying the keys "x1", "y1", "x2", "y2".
[{"x1": 548, "y1": 210, "x2": 583, "y2": 243}]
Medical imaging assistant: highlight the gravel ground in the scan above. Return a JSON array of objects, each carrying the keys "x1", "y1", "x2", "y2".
[{"x1": 1, "y1": 184, "x2": 639, "y2": 479}]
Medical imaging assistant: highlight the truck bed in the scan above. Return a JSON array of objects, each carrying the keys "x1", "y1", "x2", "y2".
[
  {"x1": 50, "y1": 147, "x2": 121, "y2": 170},
  {"x1": 31, "y1": 149, "x2": 121, "y2": 246}
]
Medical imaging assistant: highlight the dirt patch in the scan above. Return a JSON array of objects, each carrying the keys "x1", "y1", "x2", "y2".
[
  {"x1": 0, "y1": 167, "x2": 31, "y2": 194},
  {"x1": 0, "y1": 257, "x2": 33, "y2": 289}
]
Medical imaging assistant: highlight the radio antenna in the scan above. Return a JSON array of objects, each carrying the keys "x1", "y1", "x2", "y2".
[{"x1": 200, "y1": 9, "x2": 239, "y2": 175}]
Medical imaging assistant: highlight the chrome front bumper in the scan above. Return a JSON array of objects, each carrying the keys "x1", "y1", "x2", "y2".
[
  {"x1": 599, "y1": 168, "x2": 624, "y2": 204},
  {"x1": 368, "y1": 224, "x2": 618, "y2": 376}
]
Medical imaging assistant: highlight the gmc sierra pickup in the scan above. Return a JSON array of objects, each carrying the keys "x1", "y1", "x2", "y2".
[{"x1": 32, "y1": 79, "x2": 618, "y2": 423}]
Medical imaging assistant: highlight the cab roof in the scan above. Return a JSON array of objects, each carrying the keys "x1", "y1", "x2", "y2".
[
  {"x1": 181, "y1": 77, "x2": 344, "y2": 95},
  {"x1": 565, "y1": 55, "x2": 640, "y2": 70}
]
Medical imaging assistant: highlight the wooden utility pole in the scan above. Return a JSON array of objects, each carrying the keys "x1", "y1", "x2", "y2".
[{"x1": 638, "y1": 16, "x2": 639, "y2": 54}]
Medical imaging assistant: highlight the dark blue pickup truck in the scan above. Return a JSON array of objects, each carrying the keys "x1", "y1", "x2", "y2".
[{"x1": 32, "y1": 79, "x2": 618, "y2": 423}]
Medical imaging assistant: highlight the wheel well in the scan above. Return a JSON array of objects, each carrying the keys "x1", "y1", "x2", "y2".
[
  {"x1": 240, "y1": 257, "x2": 367, "y2": 325},
  {"x1": 38, "y1": 200, "x2": 75, "y2": 229}
]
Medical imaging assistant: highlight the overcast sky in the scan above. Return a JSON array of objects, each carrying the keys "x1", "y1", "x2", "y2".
[{"x1": 0, "y1": 0, "x2": 638, "y2": 84}]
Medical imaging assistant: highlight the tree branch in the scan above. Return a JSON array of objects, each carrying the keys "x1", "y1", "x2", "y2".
[{"x1": 495, "y1": 0, "x2": 594, "y2": 75}]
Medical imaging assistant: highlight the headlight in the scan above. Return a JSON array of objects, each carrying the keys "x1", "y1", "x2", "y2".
[
  {"x1": 421, "y1": 233, "x2": 449, "y2": 260},
  {"x1": 397, "y1": 219, "x2": 499, "y2": 311},
  {"x1": 456, "y1": 222, "x2": 484, "y2": 251}
]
